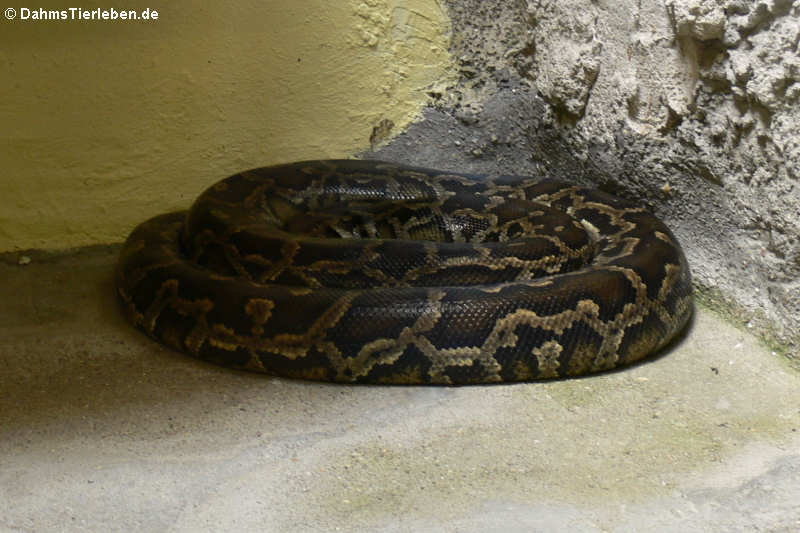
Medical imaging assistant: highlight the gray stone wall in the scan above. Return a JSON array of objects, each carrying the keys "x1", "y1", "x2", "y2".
[{"x1": 369, "y1": 0, "x2": 800, "y2": 357}]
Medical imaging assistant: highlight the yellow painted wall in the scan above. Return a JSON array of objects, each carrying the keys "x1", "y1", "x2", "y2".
[{"x1": 0, "y1": 1, "x2": 452, "y2": 251}]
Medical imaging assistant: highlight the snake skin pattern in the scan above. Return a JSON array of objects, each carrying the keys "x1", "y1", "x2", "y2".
[{"x1": 116, "y1": 160, "x2": 693, "y2": 384}]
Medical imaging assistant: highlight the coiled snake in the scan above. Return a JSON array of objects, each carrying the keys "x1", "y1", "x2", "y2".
[{"x1": 116, "y1": 160, "x2": 693, "y2": 384}]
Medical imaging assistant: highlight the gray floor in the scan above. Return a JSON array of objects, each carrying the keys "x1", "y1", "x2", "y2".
[{"x1": 1, "y1": 247, "x2": 798, "y2": 532}]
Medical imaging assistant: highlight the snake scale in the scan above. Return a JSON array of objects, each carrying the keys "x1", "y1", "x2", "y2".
[{"x1": 116, "y1": 159, "x2": 693, "y2": 384}]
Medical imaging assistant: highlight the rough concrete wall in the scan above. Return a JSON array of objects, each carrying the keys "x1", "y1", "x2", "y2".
[{"x1": 370, "y1": 0, "x2": 800, "y2": 355}]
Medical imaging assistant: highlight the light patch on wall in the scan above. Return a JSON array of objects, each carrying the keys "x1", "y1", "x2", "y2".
[{"x1": 0, "y1": 0, "x2": 453, "y2": 251}]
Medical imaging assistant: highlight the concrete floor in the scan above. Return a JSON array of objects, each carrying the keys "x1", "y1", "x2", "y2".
[{"x1": 1, "y1": 246, "x2": 798, "y2": 533}]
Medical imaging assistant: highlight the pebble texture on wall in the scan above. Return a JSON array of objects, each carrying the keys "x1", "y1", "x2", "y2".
[{"x1": 371, "y1": 0, "x2": 799, "y2": 356}]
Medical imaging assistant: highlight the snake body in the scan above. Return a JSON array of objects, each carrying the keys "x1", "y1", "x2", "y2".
[{"x1": 116, "y1": 159, "x2": 693, "y2": 384}]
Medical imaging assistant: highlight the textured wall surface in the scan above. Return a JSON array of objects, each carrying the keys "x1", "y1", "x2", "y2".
[
  {"x1": 371, "y1": 0, "x2": 799, "y2": 354},
  {"x1": 0, "y1": 0, "x2": 451, "y2": 250},
  {"x1": 3, "y1": 0, "x2": 797, "y2": 354}
]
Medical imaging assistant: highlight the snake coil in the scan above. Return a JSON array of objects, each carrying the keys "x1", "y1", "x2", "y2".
[{"x1": 116, "y1": 160, "x2": 693, "y2": 384}]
